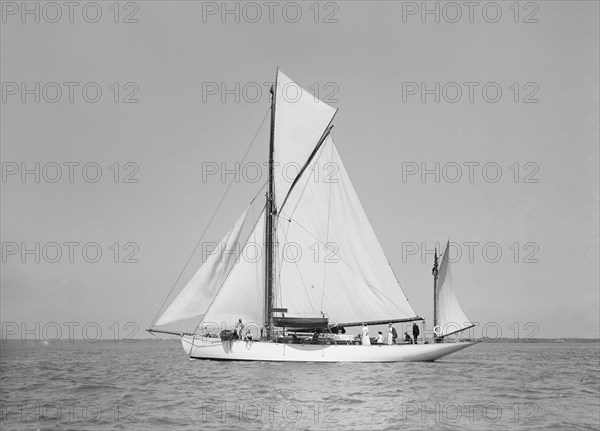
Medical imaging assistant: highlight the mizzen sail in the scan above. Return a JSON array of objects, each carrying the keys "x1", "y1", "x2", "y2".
[{"x1": 435, "y1": 241, "x2": 473, "y2": 337}]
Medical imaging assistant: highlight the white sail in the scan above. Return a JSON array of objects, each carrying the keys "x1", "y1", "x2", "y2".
[
  {"x1": 154, "y1": 208, "x2": 250, "y2": 326},
  {"x1": 201, "y1": 210, "x2": 265, "y2": 331},
  {"x1": 275, "y1": 135, "x2": 418, "y2": 324},
  {"x1": 436, "y1": 241, "x2": 473, "y2": 337},
  {"x1": 273, "y1": 69, "x2": 337, "y2": 209}
]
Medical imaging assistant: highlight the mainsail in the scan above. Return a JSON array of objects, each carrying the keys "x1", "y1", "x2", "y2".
[
  {"x1": 275, "y1": 135, "x2": 418, "y2": 324},
  {"x1": 435, "y1": 241, "x2": 474, "y2": 337}
]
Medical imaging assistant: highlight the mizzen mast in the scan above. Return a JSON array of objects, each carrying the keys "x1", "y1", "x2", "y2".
[{"x1": 432, "y1": 248, "x2": 439, "y2": 337}]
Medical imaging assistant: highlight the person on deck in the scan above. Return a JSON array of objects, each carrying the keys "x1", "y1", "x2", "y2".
[
  {"x1": 376, "y1": 331, "x2": 384, "y2": 344},
  {"x1": 412, "y1": 322, "x2": 420, "y2": 345},
  {"x1": 361, "y1": 323, "x2": 371, "y2": 345},
  {"x1": 235, "y1": 319, "x2": 243, "y2": 339},
  {"x1": 244, "y1": 329, "x2": 253, "y2": 341},
  {"x1": 404, "y1": 332, "x2": 413, "y2": 344},
  {"x1": 388, "y1": 323, "x2": 397, "y2": 345}
]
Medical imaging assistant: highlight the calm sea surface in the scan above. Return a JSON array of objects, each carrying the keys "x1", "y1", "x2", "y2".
[{"x1": 1, "y1": 340, "x2": 598, "y2": 430}]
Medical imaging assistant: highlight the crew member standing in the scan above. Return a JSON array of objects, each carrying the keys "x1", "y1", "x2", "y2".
[
  {"x1": 235, "y1": 319, "x2": 243, "y2": 339},
  {"x1": 387, "y1": 323, "x2": 397, "y2": 345},
  {"x1": 361, "y1": 323, "x2": 371, "y2": 345},
  {"x1": 412, "y1": 322, "x2": 420, "y2": 345}
]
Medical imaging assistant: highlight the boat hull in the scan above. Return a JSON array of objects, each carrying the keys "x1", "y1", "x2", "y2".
[{"x1": 181, "y1": 336, "x2": 476, "y2": 362}]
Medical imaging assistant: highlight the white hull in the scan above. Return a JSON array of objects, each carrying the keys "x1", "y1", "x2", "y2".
[{"x1": 181, "y1": 336, "x2": 476, "y2": 362}]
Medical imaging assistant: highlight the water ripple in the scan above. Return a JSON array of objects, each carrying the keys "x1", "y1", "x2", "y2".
[{"x1": 0, "y1": 341, "x2": 598, "y2": 430}]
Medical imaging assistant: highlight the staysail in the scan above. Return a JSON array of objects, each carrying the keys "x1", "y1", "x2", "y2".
[
  {"x1": 154, "y1": 208, "x2": 250, "y2": 327},
  {"x1": 201, "y1": 210, "x2": 266, "y2": 330},
  {"x1": 275, "y1": 134, "x2": 418, "y2": 324},
  {"x1": 435, "y1": 241, "x2": 473, "y2": 337}
]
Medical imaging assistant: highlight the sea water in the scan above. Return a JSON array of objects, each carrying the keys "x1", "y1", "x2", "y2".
[{"x1": 1, "y1": 340, "x2": 598, "y2": 430}]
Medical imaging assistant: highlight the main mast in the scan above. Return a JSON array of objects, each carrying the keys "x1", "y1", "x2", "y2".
[
  {"x1": 264, "y1": 75, "x2": 278, "y2": 340},
  {"x1": 432, "y1": 248, "x2": 439, "y2": 341}
]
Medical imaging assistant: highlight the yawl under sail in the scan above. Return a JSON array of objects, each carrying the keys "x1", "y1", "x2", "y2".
[{"x1": 148, "y1": 70, "x2": 477, "y2": 362}]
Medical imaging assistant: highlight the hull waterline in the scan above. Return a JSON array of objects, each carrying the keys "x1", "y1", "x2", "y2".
[{"x1": 181, "y1": 336, "x2": 476, "y2": 363}]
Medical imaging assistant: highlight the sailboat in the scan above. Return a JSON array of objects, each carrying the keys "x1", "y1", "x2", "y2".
[{"x1": 148, "y1": 70, "x2": 477, "y2": 362}]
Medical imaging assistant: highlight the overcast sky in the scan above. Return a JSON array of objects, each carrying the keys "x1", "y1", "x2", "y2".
[{"x1": 1, "y1": 1, "x2": 598, "y2": 340}]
